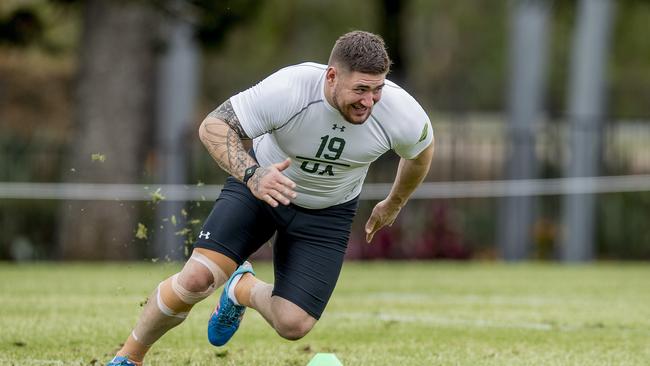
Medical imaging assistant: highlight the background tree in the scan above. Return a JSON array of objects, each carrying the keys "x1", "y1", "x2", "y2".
[
  {"x1": 378, "y1": 0, "x2": 407, "y2": 84},
  {"x1": 57, "y1": 0, "x2": 159, "y2": 260},
  {"x1": 56, "y1": 0, "x2": 263, "y2": 260}
]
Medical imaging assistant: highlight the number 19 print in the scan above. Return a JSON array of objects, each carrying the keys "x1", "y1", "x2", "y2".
[{"x1": 297, "y1": 135, "x2": 349, "y2": 176}]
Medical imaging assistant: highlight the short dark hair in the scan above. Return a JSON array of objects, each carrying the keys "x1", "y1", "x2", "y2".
[{"x1": 328, "y1": 31, "x2": 391, "y2": 75}]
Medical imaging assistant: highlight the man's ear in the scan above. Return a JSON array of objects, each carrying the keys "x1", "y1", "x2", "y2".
[{"x1": 326, "y1": 66, "x2": 337, "y2": 84}]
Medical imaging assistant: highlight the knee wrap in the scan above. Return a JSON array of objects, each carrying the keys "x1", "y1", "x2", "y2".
[
  {"x1": 168, "y1": 251, "x2": 227, "y2": 305},
  {"x1": 188, "y1": 251, "x2": 228, "y2": 285},
  {"x1": 170, "y1": 273, "x2": 216, "y2": 305},
  {"x1": 156, "y1": 281, "x2": 189, "y2": 318}
]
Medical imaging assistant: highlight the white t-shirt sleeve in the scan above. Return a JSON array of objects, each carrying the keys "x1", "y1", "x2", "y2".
[
  {"x1": 391, "y1": 93, "x2": 434, "y2": 160},
  {"x1": 230, "y1": 68, "x2": 302, "y2": 139}
]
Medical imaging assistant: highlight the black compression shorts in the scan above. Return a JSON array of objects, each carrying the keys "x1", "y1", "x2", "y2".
[{"x1": 194, "y1": 176, "x2": 358, "y2": 319}]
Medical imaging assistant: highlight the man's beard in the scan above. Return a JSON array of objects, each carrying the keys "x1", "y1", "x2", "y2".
[{"x1": 332, "y1": 90, "x2": 371, "y2": 124}]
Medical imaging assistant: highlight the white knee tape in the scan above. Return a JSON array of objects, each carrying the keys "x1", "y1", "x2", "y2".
[
  {"x1": 189, "y1": 251, "x2": 228, "y2": 284},
  {"x1": 156, "y1": 282, "x2": 188, "y2": 319},
  {"x1": 171, "y1": 273, "x2": 216, "y2": 305}
]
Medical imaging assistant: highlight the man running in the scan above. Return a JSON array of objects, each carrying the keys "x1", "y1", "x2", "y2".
[{"x1": 108, "y1": 30, "x2": 434, "y2": 365}]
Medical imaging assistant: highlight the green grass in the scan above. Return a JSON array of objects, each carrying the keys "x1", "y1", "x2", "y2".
[{"x1": 1, "y1": 261, "x2": 650, "y2": 365}]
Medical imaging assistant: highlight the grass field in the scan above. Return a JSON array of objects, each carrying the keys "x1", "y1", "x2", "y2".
[{"x1": 1, "y1": 261, "x2": 649, "y2": 365}]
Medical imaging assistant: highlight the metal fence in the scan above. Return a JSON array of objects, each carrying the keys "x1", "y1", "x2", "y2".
[{"x1": 1, "y1": 115, "x2": 650, "y2": 261}]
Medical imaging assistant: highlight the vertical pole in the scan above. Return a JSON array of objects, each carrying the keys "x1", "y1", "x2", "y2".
[
  {"x1": 499, "y1": 0, "x2": 550, "y2": 260},
  {"x1": 154, "y1": 1, "x2": 199, "y2": 260},
  {"x1": 561, "y1": 0, "x2": 615, "y2": 261}
]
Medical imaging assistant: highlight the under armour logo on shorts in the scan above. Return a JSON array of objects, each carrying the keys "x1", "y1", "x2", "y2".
[{"x1": 198, "y1": 231, "x2": 211, "y2": 240}]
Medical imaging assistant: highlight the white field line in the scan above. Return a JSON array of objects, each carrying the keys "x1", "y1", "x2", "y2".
[
  {"x1": 0, "y1": 358, "x2": 85, "y2": 365},
  {"x1": 360, "y1": 292, "x2": 588, "y2": 306},
  {"x1": 1, "y1": 174, "x2": 650, "y2": 201},
  {"x1": 328, "y1": 311, "x2": 561, "y2": 331}
]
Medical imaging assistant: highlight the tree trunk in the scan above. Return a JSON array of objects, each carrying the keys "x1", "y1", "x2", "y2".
[
  {"x1": 378, "y1": 0, "x2": 407, "y2": 84},
  {"x1": 57, "y1": 0, "x2": 158, "y2": 260}
]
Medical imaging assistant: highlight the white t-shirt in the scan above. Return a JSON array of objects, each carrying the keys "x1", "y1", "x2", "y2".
[{"x1": 231, "y1": 62, "x2": 433, "y2": 209}]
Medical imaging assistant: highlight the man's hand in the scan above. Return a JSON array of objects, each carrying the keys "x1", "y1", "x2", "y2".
[
  {"x1": 365, "y1": 142, "x2": 434, "y2": 243},
  {"x1": 365, "y1": 199, "x2": 402, "y2": 243},
  {"x1": 247, "y1": 158, "x2": 297, "y2": 207}
]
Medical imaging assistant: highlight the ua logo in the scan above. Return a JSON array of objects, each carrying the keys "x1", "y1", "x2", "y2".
[
  {"x1": 198, "y1": 231, "x2": 211, "y2": 240},
  {"x1": 332, "y1": 124, "x2": 345, "y2": 132}
]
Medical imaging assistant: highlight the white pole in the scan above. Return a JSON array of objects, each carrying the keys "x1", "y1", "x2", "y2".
[{"x1": 562, "y1": 0, "x2": 616, "y2": 262}]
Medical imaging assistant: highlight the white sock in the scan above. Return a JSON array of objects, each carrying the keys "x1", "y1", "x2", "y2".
[
  {"x1": 227, "y1": 261, "x2": 252, "y2": 306},
  {"x1": 227, "y1": 273, "x2": 244, "y2": 306}
]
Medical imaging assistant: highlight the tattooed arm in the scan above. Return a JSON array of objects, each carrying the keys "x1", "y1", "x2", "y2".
[
  {"x1": 199, "y1": 99, "x2": 296, "y2": 207},
  {"x1": 199, "y1": 99, "x2": 257, "y2": 181}
]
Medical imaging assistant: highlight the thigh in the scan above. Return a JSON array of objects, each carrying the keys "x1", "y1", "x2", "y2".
[
  {"x1": 194, "y1": 177, "x2": 277, "y2": 265},
  {"x1": 271, "y1": 199, "x2": 358, "y2": 319}
]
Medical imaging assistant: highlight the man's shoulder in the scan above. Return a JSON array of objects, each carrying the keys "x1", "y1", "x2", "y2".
[
  {"x1": 232, "y1": 62, "x2": 325, "y2": 127},
  {"x1": 280, "y1": 62, "x2": 327, "y2": 73},
  {"x1": 372, "y1": 80, "x2": 432, "y2": 156},
  {"x1": 271, "y1": 62, "x2": 326, "y2": 83},
  {"x1": 376, "y1": 79, "x2": 425, "y2": 118},
  {"x1": 257, "y1": 62, "x2": 324, "y2": 110},
  {"x1": 260, "y1": 62, "x2": 324, "y2": 92}
]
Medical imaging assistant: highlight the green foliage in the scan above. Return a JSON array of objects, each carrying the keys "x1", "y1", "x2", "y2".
[
  {"x1": 609, "y1": 0, "x2": 650, "y2": 117},
  {"x1": 198, "y1": 0, "x2": 380, "y2": 111},
  {"x1": 405, "y1": 0, "x2": 508, "y2": 112},
  {"x1": 0, "y1": 6, "x2": 44, "y2": 46},
  {"x1": 0, "y1": 200, "x2": 59, "y2": 260},
  {"x1": 190, "y1": 0, "x2": 263, "y2": 49},
  {"x1": 598, "y1": 192, "x2": 650, "y2": 259},
  {"x1": 0, "y1": 134, "x2": 66, "y2": 182},
  {"x1": 1, "y1": 262, "x2": 649, "y2": 365},
  {"x1": 0, "y1": 1, "x2": 79, "y2": 54}
]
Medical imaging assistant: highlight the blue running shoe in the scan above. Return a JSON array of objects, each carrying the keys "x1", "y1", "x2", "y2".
[
  {"x1": 106, "y1": 356, "x2": 138, "y2": 366},
  {"x1": 208, "y1": 261, "x2": 255, "y2": 346}
]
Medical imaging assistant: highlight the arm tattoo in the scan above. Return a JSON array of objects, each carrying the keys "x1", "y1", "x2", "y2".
[
  {"x1": 202, "y1": 99, "x2": 257, "y2": 180},
  {"x1": 249, "y1": 166, "x2": 270, "y2": 193},
  {"x1": 208, "y1": 99, "x2": 249, "y2": 139}
]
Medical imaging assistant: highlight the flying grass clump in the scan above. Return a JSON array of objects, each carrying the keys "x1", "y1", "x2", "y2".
[
  {"x1": 91, "y1": 153, "x2": 106, "y2": 162},
  {"x1": 135, "y1": 223, "x2": 148, "y2": 240},
  {"x1": 149, "y1": 188, "x2": 166, "y2": 204}
]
